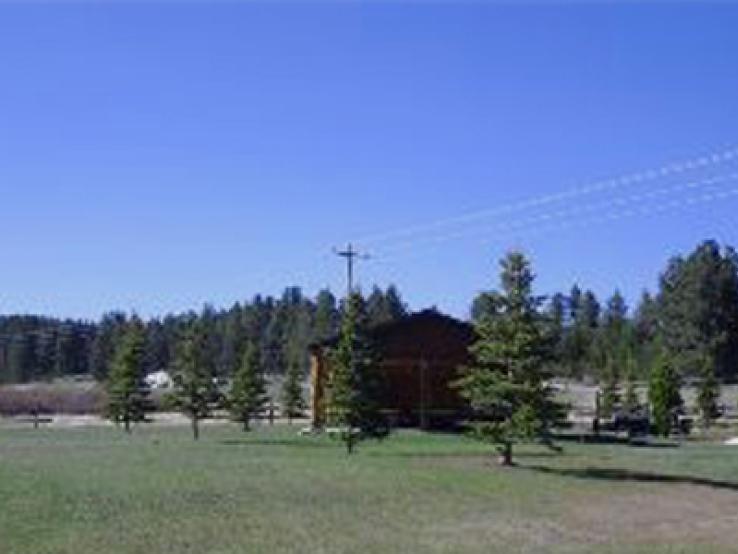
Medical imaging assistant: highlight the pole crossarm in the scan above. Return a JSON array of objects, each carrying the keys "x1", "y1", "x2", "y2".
[{"x1": 334, "y1": 243, "x2": 370, "y2": 298}]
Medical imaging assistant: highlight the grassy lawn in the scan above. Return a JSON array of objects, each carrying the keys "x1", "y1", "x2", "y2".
[{"x1": 1, "y1": 425, "x2": 737, "y2": 554}]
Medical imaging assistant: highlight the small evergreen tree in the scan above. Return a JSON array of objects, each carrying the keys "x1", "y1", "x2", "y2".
[
  {"x1": 105, "y1": 317, "x2": 149, "y2": 433},
  {"x1": 169, "y1": 321, "x2": 220, "y2": 440},
  {"x1": 455, "y1": 252, "x2": 566, "y2": 466},
  {"x1": 327, "y1": 293, "x2": 387, "y2": 455},
  {"x1": 281, "y1": 359, "x2": 306, "y2": 424},
  {"x1": 227, "y1": 341, "x2": 268, "y2": 431},
  {"x1": 648, "y1": 350, "x2": 682, "y2": 437}
]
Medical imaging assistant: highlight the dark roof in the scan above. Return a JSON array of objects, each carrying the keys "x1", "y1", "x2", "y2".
[{"x1": 310, "y1": 309, "x2": 473, "y2": 351}]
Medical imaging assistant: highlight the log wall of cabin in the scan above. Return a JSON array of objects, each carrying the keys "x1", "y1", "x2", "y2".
[{"x1": 309, "y1": 314, "x2": 472, "y2": 429}]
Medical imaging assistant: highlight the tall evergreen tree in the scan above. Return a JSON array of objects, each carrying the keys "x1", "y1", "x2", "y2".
[
  {"x1": 367, "y1": 285, "x2": 407, "y2": 327},
  {"x1": 561, "y1": 285, "x2": 600, "y2": 379},
  {"x1": 696, "y1": 355, "x2": 720, "y2": 428},
  {"x1": 54, "y1": 323, "x2": 88, "y2": 376},
  {"x1": 142, "y1": 319, "x2": 170, "y2": 375},
  {"x1": 366, "y1": 286, "x2": 387, "y2": 327},
  {"x1": 105, "y1": 318, "x2": 150, "y2": 433},
  {"x1": 35, "y1": 328, "x2": 58, "y2": 379},
  {"x1": 281, "y1": 359, "x2": 306, "y2": 424},
  {"x1": 579, "y1": 290, "x2": 601, "y2": 329},
  {"x1": 596, "y1": 292, "x2": 630, "y2": 417},
  {"x1": 327, "y1": 293, "x2": 387, "y2": 455},
  {"x1": 455, "y1": 252, "x2": 565, "y2": 466},
  {"x1": 604, "y1": 291, "x2": 627, "y2": 330},
  {"x1": 314, "y1": 289, "x2": 339, "y2": 341},
  {"x1": 471, "y1": 291, "x2": 497, "y2": 323},
  {"x1": 547, "y1": 293, "x2": 567, "y2": 373},
  {"x1": 199, "y1": 304, "x2": 222, "y2": 378},
  {"x1": 7, "y1": 333, "x2": 38, "y2": 383},
  {"x1": 622, "y1": 350, "x2": 640, "y2": 415},
  {"x1": 217, "y1": 304, "x2": 244, "y2": 378},
  {"x1": 262, "y1": 307, "x2": 287, "y2": 376},
  {"x1": 384, "y1": 285, "x2": 407, "y2": 321},
  {"x1": 284, "y1": 300, "x2": 313, "y2": 376},
  {"x1": 90, "y1": 312, "x2": 128, "y2": 380},
  {"x1": 599, "y1": 356, "x2": 620, "y2": 420},
  {"x1": 169, "y1": 320, "x2": 220, "y2": 440},
  {"x1": 569, "y1": 285, "x2": 582, "y2": 323},
  {"x1": 634, "y1": 291, "x2": 658, "y2": 343},
  {"x1": 658, "y1": 241, "x2": 738, "y2": 380},
  {"x1": 227, "y1": 341, "x2": 268, "y2": 431},
  {"x1": 648, "y1": 350, "x2": 682, "y2": 437}
]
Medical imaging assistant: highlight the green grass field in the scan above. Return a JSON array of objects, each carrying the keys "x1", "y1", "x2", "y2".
[{"x1": 1, "y1": 425, "x2": 737, "y2": 554}]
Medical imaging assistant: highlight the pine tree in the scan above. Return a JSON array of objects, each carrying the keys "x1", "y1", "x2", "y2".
[
  {"x1": 7, "y1": 333, "x2": 38, "y2": 383},
  {"x1": 471, "y1": 292, "x2": 497, "y2": 323},
  {"x1": 227, "y1": 341, "x2": 268, "y2": 431},
  {"x1": 327, "y1": 293, "x2": 387, "y2": 455},
  {"x1": 696, "y1": 356, "x2": 720, "y2": 429},
  {"x1": 561, "y1": 284, "x2": 601, "y2": 379},
  {"x1": 648, "y1": 350, "x2": 682, "y2": 437},
  {"x1": 90, "y1": 312, "x2": 128, "y2": 380},
  {"x1": 366, "y1": 286, "x2": 387, "y2": 327},
  {"x1": 283, "y1": 299, "x2": 313, "y2": 378},
  {"x1": 105, "y1": 317, "x2": 150, "y2": 433},
  {"x1": 601, "y1": 290, "x2": 630, "y2": 376},
  {"x1": 384, "y1": 285, "x2": 407, "y2": 321},
  {"x1": 658, "y1": 241, "x2": 738, "y2": 381},
  {"x1": 217, "y1": 305, "x2": 243, "y2": 378},
  {"x1": 455, "y1": 251, "x2": 565, "y2": 466},
  {"x1": 143, "y1": 319, "x2": 171, "y2": 375},
  {"x1": 600, "y1": 356, "x2": 620, "y2": 420},
  {"x1": 314, "y1": 289, "x2": 339, "y2": 341},
  {"x1": 35, "y1": 328, "x2": 58, "y2": 379},
  {"x1": 548, "y1": 293, "x2": 566, "y2": 361},
  {"x1": 604, "y1": 291, "x2": 627, "y2": 331},
  {"x1": 366, "y1": 285, "x2": 407, "y2": 328},
  {"x1": 262, "y1": 310, "x2": 286, "y2": 376},
  {"x1": 629, "y1": 291, "x2": 658, "y2": 381},
  {"x1": 622, "y1": 351, "x2": 639, "y2": 415},
  {"x1": 199, "y1": 304, "x2": 222, "y2": 377},
  {"x1": 169, "y1": 320, "x2": 220, "y2": 440},
  {"x1": 281, "y1": 359, "x2": 306, "y2": 424}
]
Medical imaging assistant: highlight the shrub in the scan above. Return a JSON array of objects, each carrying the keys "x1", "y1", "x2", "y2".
[{"x1": 0, "y1": 384, "x2": 107, "y2": 416}]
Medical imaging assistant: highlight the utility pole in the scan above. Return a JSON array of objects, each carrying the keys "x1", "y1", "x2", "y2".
[{"x1": 334, "y1": 243, "x2": 369, "y2": 298}]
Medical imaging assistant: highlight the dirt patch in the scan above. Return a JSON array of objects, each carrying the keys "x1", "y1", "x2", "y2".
[{"x1": 566, "y1": 483, "x2": 738, "y2": 548}]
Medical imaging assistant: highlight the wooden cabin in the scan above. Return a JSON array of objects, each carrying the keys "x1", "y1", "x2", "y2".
[{"x1": 309, "y1": 310, "x2": 474, "y2": 429}]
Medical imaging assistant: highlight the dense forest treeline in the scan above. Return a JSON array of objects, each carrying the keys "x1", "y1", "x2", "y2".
[
  {"x1": 2, "y1": 240, "x2": 738, "y2": 386},
  {"x1": 0, "y1": 286, "x2": 407, "y2": 385}
]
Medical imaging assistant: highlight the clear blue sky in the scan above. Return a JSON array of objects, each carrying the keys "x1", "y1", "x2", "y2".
[{"x1": 1, "y1": 1, "x2": 737, "y2": 320}]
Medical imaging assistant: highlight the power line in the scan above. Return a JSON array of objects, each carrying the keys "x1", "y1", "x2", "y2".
[
  {"x1": 370, "y1": 184, "x2": 738, "y2": 266},
  {"x1": 349, "y1": 144, "x2": 738, "y2": 247},
  {"x1": 373, "y1": 171, "x2": 738, "y2": 256}
]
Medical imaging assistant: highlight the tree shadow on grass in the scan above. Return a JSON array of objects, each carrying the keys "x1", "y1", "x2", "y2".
[
  {"x1": 220, "y1": 439, "x2": 338, "y2": 449},
  {"x1": 364, "y1": 451, "x2": 493, "y2": 459},
  {"x1": 514, "y1": 450, "x2": 565, "y2": 459},
  {"x1": 365, "y1": 448, "x2": 563, "y2": 460},
  {"x1": 522, "y1": 464, "x2": 738, "y2": 492},
  {"x1": 552, "y1": 433, "x2": 681, "y2": 448}
]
